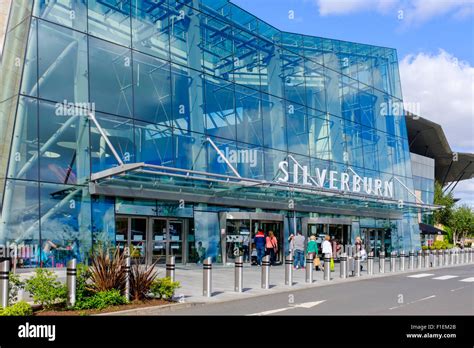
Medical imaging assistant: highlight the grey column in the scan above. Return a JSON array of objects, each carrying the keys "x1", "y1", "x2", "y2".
[
  {"x1": 417, "y1": 250, "x2": 422, "y2": 269},
  {"x1": 305, "y1": 254, "x2": 314, "y2": 283},
  {"x1": 261, "y1": 255, "x2": 270, "y2": 289},
  {"x1": 66, "y1": 258, "x2": 77, "y2": 307},
  {"x1": 390, "y1": 252, "x2": 397, "y2": 272},
  {"x1": 367, "y1": 252, "x2": 373, "y2": 275},
  {"x1": 340, "y1": 253, "x2": 347, "y2": 279},
  {"x1": 166, "y1": 255, "x2": 176, "y2": 282},
  {"x1": 285, "y1": 254, "x2": 293, "y2": 286},
  {"x1": 0, "y1": 260, "x2": 10, "y2": 308},
  {"x1": 324, "y1": 254, "x2": 331, "y2": 281},
  {"x1": 379, "y1": 251, "x2": 385, "y2": 274},
  {"x1": 203, "y1": 257, "x2": 212, "y2": 297},
  {"x1": 399, "y1": 250, "x2": 405, "y2": 271},
  {"x1": 234, "y1": 256, "x2": 243, "y2": 293}
]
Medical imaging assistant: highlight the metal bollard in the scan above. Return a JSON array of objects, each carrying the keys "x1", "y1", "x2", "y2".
[
  {"x1": 355, "y1": 252, "x2": 361, "y2": 277},
  {"x1": 462, "y1": 249, "x2": 466, "y2": 264},
  {"x1": 234, "y1": 256, "x2": 243, "y2": 292},
  {"x1": 124, "y1": 255, "x2": 131, "y2": 301},
  {"x1": 261, "y1": 255, "x2": 270, "y2": 289},
  {"x1": 0, "y1": 259, "x2": 10, "y2": 308},
  {"x1": 285, "y1": 255, "x2": 293, "y2": 286},
  {"x1": 66, "y1": 258, "x2": 77, "y2": 307},
  {"x1": 456, "y1": 249, "x2": 460, "y2": 264},
  {"x1": 166, "y1": 255, "x2": 176, "y2": 282},
  {"x1": 444, "y1": 249, "x2": 449, "y2": 266},
  {"x1": 450, "y1": 249, "x2": 455, "y2": 265},
  {"x1": 409, "y1": 251, "x2": 414, "y2": 270},
  {"x1": 340, "y1": 253, "x2": 347, "y2": 279},
  {"x1": 305, "y1": 254, "x2": 313, "y2": 283},
  {"x1": 390, "y1": 252, "x2": 396, "y2": 272},
  {"x1": 399, "y1": 250, "x2": 405, "y2": 271},
  {"x1": 324, "y1": 254, "x2": 331, "y2": 281},
  {"x1": 424, "y1": 250, "x2": 430, "y2": 268},
  {"x1": 367, "y1": 252, "x2": 373, "y2": 275},
  {"x1": 417, "y1": 250, "x2": 422, "y2": 269},
  {"x1": 379, "y1": 251, "x2": 385, "y2": 274},
  {"x1": 433, "y1": 250, "x2": 438, "y2": 267},
  {"x1": 203, "y1": 257, "x2": 212, "y2": 297}
]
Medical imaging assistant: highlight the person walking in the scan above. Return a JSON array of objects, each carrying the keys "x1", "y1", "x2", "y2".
[
  {"x1": 265, "y1": 231, "x2": 278, "y2": 265},
  {"x1": 293, "y1": 231, "x2": 306, "y2": 270},
  {"x1": 355, "y1": 236, "x2": 363, "y2": 253},
  {"x1": 307, "y1": 235, "x2": 318, "y2": 269},
  {"x1": 254, "y1": 229, "x2": 266, "y2": 266},
  {"x1": 322, "y1": 235, "x2": 333, "y2": 271}
]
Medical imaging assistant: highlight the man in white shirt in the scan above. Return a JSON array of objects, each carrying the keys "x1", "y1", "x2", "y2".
[{"x1": 321, "y1": 235, "x2": 332, "y2": 270}]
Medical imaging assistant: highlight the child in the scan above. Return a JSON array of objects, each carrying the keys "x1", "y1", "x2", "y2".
[{"x1": 251, "y1": 243, "x2": 258, "y2": 265}]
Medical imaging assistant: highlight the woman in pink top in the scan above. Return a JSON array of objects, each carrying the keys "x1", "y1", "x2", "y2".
[{"x1": 265, "y1": 231, "x2": 278, "y2": 265}]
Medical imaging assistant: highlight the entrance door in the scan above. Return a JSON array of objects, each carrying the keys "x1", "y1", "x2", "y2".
[
  {"x1": 254, "y1": 221, "x2": 283, "y2": 265},
  {"x1": 225, "y1": 219, "x2": 251, "y2": 263},
  {"x1": 364, "y1": 229, "x2": 384, "y2": 257},
  {"x1": 114, "y1": 216, "x2": 148, "y2": 260},
  {"x1": 149, "y1": 218, "x2": 184, "y2": 264}
]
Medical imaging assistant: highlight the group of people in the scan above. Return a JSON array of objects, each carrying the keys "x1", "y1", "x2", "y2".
[
  {"x1": 288, "y1": 232, "x2": 368, "y2": 271},
  {"x1": 252, "y1": 229, "x2": 279, "y2": 266}
]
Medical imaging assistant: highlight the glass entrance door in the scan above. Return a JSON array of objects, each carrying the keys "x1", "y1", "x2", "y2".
[
  {"x1": 225, "y1": 219, "x2": 251, "y2": 263},
  {"x1": 254, "y1": 221, "x2": 283, "y2": 265},
  {"x1": 115, "y1": 216, "x2": 147, "y2": 261},
  {"x1": 148, "y1": 218, "x2": 184, "y2": 264},
  {"x1": 364, "y1": 229, "x2": 384, "y2": 257}
]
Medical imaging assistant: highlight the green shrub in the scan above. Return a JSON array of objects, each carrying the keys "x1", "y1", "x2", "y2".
[
  {"x1": 24, "y1": 269, "x2": 67, "y2": 310},
  {"x1": 75, "y1": 264, "x2": 93, "y2": 305},
  {"x1": 74, "y1": 289, "x2": 127, "y2": 310},
  {"x1": 421, "y1": 245, "x2": 428, "y2": 250},
  {"x1": 9, "y1": 273, "x2": 25, "y2": 304},
  {"x1": 0, "y1": 301, "x2": 33, "y2": 316},
  {"x1": 150, "y1": 277, "x2": 180, "y2": 300}
]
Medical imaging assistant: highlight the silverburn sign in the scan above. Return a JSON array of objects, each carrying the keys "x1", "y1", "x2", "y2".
[{"x1": 276, "y1": 161, "x2": 394, "y2": 198}]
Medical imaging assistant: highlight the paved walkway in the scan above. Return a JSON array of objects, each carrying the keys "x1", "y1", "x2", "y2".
[{"x1": 14, "y1": 257, "x2": 470, "y2": 307}]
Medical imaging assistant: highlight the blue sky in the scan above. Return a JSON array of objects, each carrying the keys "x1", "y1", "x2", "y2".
[{"x1": 233, "y1": 0, "x2": 474, "y2": 205}]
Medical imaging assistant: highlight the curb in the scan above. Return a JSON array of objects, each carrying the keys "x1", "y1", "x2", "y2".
[{"x1": 94, "y1": 301, "x2": 204, "y2": 316}]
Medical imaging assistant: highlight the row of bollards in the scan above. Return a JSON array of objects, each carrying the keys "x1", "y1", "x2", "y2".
[{"x1": 0, "y1": 248, "x2": 473, "y2": 304}]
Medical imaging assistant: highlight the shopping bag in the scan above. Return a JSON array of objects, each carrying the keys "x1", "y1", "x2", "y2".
[
  {"x1": 330, "y1": 257, "x2": 335, "y2": 271},
  {"x1": 313, "y1": 257, "x2": 321, "y2": 267}
]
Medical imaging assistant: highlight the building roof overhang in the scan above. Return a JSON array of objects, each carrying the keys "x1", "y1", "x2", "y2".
[{"x1": 405, "y1": 112, "x2": 474, "y2": 184}]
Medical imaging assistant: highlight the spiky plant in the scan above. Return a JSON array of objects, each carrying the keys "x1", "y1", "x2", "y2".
[
  {"x1": 129, "y1": 261, "x2": 159, "y2": 301},
  {"x1": 87, "y1": 247, "x2": 126, "y2": 293}
]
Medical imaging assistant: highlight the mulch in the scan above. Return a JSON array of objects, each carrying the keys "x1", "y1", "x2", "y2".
[{"x1": 34, "y1": 298, "x2": 172, "y2": 316}]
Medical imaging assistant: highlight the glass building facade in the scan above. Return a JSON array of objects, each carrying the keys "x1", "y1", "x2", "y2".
[{"x1": 0, "y1": 0, "x2": 438, "y2": 267}]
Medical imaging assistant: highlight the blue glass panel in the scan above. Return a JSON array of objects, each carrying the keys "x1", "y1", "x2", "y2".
[
  {"x1": 282, "y1": 50, "x2": 306, "y2": 106},
  {"x1": 132, "y1": 0, "x2": 170, "y2": 60},
  {"x1": 133, "y1": 52, "x2": 171, "y2": 126},
  {"x1": 286, "y1": 103, "x2": 309, "y2": 156},
  {"x1": 234, "y1": 84, "x2": 263, "y2": 146},
  {"x1": 89, "y1": 37, "x2": 133, "y2": 117},
  {"x1": 174, "y1": 131, "x2": 207, "y2": 172},
  {"x1": 304, "y1": 57, "x2": 326, "y2": 112},
  {"x1": 135, "y1": 121, "x2": 174, "y2": 167},
  {"x1": 90, "y1": 113, "x2": 135, "y2": 172},
  {"x1": 207, "y1": 136, "x2": 237, "y2": 176},
  {"x1": 263, "y1": 147, "x2": 287, "y2": 181},
  {"x1": 308, "y1": 110, "x2": 330, "y2": 160},
  {"x1": 38, "y1": 20, "x2": 88, "y2": 104},
  {"x1": 7, "y1": 97, "x2": 38, "y2": 181},
  {"x1": 88, "y1": 0, "x2": 131, "y2": 47},
  {"x1": 39, "y1": 183, "x2": 91, "y2": 266},
  {"x1": 0, "y1": 180, "x2": 40, "y2": 268},
  {"x1": 204, "y1": 76, "x2": 236, "y2": 141},
  {"x1": 34, "y1": 0, "x2": 87, "y2": 32},
  {"x1": 343, "y1": 121, "x2": 364, "y2": 168},
  {"x1": 361, "y1": 126, "x2": 379, "y2": 172},
  {"x1": 194, "y1": 211, "x2": 222, "y2": 263},
  {"x1": 171, "y1": 63, "x2": 205, "y2": 133},
  {"x1": 236, "y1": 142, "x2": 265, "y2": 180},
  {"x1": 261, "y1": 93, "x2": 286, "y2": 151},
  {"x1": 377, "y1": 131, "x2": 393, "y2": 175},
  {"x1": 92, "y1": 195, "x2": 115, "y2": 247},
  {"x1": 327, "y1": 114, "x2": 345, "y2": 163}
]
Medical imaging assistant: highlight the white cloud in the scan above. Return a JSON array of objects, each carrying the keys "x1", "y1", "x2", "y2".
[
  {"x1": 399, "y1": 50, "x2": 474, "y2": 152},
  {"x1": 399, "y1": 50, "x2": 474, "y2": 206},
  {"x1": 316, "y1": 0, "x2": 474, "y2": 24}
]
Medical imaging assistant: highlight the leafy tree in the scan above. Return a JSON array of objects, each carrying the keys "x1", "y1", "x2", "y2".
[
  {"x1": 433, "y1": 181, "x2": 455, "y2": 226},
  {"x1": 449, "y1": 205, "x2": 474, "y2": 245}
]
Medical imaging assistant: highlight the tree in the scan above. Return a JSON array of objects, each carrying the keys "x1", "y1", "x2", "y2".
[
  {"x1": 449, "y1": 205, "x2": 474, "y2": 246},
  {"x1": 433, "y1": 181, "x2": 455, "y2": 226}
]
